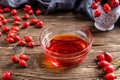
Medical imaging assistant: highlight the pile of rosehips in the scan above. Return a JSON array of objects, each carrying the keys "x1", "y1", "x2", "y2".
[
  {"x1": 91, "y1": 0, "x2": 120, "y2": 17},
  {"x1": 96, "y1": 52, "x2": 116, "y2": 80}
]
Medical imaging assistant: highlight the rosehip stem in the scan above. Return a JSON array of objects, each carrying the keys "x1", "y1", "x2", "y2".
[
  {"x1": 32, "y1": 14, "x2": 37, "y2": 19},
  {"x1": 112, "y1": 60, "x2": 120, "y2": 70}
]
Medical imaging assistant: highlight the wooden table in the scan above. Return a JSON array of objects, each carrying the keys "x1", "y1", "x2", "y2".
[{"x1": 0, "y1": 10, "x2": 120, "y2": 80}]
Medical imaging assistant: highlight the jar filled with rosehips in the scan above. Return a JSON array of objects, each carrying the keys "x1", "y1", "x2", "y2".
[{"x1": 91, "y1": 0, "x2": 120, "y2": 31}]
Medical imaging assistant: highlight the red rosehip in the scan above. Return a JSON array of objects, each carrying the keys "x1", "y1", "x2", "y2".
[
  {"x1": 105, "y1": 73, "x2": 116, "y2": 80},
  {"x1": 36, "y1": 20, "x2": 43, "y2": 27},
  {"x1": 7, "y1": 32, "x2": 16, "y2": 38},
  {"x1": 13, "y1": 16, "x2": 21, "y2": 21},
  {"x1": 95, "y1": 0, "x2": 102, "y2": 3},
  {"x1": 91, "y1": 2, "x2": 99, "y2": 9},
  {"x1": 25, "y1": 4, "x2": 32, "y2": 11},
  {"x1": 0, "y1": 9, "x2": 4, "y2": 13},
  {"x1": 11, "y1": 9, "x2": 17, "y2": 15},
  {"x1": 94, "y1": 10, "x2": 101, "y2": 17},
  {"x1": 24, "y1": 35, "x2": 33, "y2": 42},
  {"x1": 6, "y1": 37, "x2": 14, "y2": 44},
  {"x1": 98, "y1": 60, "x2": 110, "y2": 68},
  {"x1": 0, "y1": 22, "x2": 3, "y2": 28},
  {"x1": 11, "y1": 55, "x2": 19, "y2": 63},
  {"x1": 9, "y1": 30, "x2": 17, "y2": 33},
  {"x1": 14, "y1": 21, "x2": 20, "y2": 26},
  {"x1": 11, "y1": 26, "x2": 20, "y2": 32},
  {"x1": 2, "y1": 19, "x2": 8, "y2": 25},
  {"x1": 103, "y1": 4, "x2": 111, "y2": 13},
  {"x1": 30, "y1": 19, "x2": 39, "y2": 25},
  {"x1": 23, "y1": 8, "x2": 28, "y2": 12},
  {"x1": 103, "y1": 65, "x2": 114, "y2": 74},
  {"x1": 19, "y1": 60, "x2": 27, "y2": 67},
  {"x1": 23, "y1": 13, "x2": 30, "y2": 19},
  {"x1": 20, "y1": 54, "x2": 29, "y2": 61},
  {"x1": 18, "y1": 39, "x2": 26, "y2": 46},
  {"x1": 2, "y1": 26, "x2": 10, "y2": 32},
  {"x1": 96, "y1": 54, "x2": 105, "y2": 61},
  {"x1": 13, "y1": 35, "x2": 21, "y2": 41},
  {"x1": 28, "y1": 9, "x2": 34, "y2": 15},
  {"x1": 109, "y1": 0, "x2": 119, "y2": 8},
  {"x1": 4, "y1": 7, "x2": 11, "y2": 12},
  {"x1": 0, "y1": 14, "x2": 4, "y2": 19},
  {"x1": 28, "y1": 41, "x2": 35, "y2": 48},
  {"x1": 23, "y1": 21, "x2": 30, "y2": 28},
  {"x1": 2, "y1": 71, "x2": 12, "y2": 80},
  {"x1": 35, "y1": 9, "x2": 41, "y2": 15},
  {"x1": 104, "y1": 52, "x2": 113, "y2": 62}
]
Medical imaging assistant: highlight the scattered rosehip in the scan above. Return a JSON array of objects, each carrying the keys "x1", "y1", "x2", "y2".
[
  {"x1": 98, "y1": 60, "x2": 110, "y2": 68},
  {"x1": 13, "y1": 16, "x2": 21, "y2": 21},
  {"x1": 35, "y1": 9, "x2": 41, "y2": 15},
  {"x1": 28, "y1": 9, "x2": 34, "y2": 15},
  {"x1": 23, "y1": 13, "x2": 30, "y2": 20},
  {"x1": 11, "y1": 26, "x2": 20, "y2": 32},
  {"x1": 11, "y1": 9, "x2": 17, "y2": 15},
  {"x1": 103, "y1": 65, "x2": 114, "y2": 74},
  {"x1": 91, "y1": 2, "x2": 99, "y2": 9},
  {"x1": 23, "y1": 21, "x2": 30, "y2": 28},
  {"x1": 24, "y1": 35, "x2": 33, "y2": 42},
  {"x1": 105, "y1": 73, "x2": 116, "y2": 80},
  {"x1": 11, "y1": 55, "x2": 19, "y2": 63},
  {"x1": 20, "y1": 54, "x2": 29, "y2": 61},
  {"x1": 30, "y1": 19, "x2": 38, "y2": 25},
  {"x1": 13, "y1": 35, "x2": 21, "y2": 41},
  {"x1": 6, "y1": 37, "x2": 14, "y2": 44},
  {"x1": 2, "y1": 71, "x2": 12, "y2": 80},
  {"x1": 2, "y1": 19, "x2": 8, "y2": 25},
  {"x1": 96, "y1": 54, "x2": 105, "y2": 61},
  {"x1": 28, "y1": 41, "x2": 35, "y2": 48},
  {"x1": 104, "y1": 52, "x2": 113, "y2": 62},
  {"x1": 25, "y1": 4, "x2": 32, "y2": 11},
  {"x1": 4, "y1": 7, "x2": 11, "y2": 12},
  {"x1": 2, "y1": 26, "x2": 10, "y2": 32},
  {"x1": 103, "y1": 4, "x2": 111, "y2": 13},
  {"x1": 7, "y1": 32, "x2": 16, "y2": 38},
  {"x1": 94, "y1": 10, "x2": 101, "y2": 17},
  {"x1": 19, "y1": 60, "x2": 27, "y2": 67},
  {"x1": 18, "y1": 39, "x2": 26, "y2": 46},
  {"x1": 14, "y1": 21, "x2": 20, "y2": 26},
  {"x1": 36, "y1": 20, "x2": 43, "y2": 28}
]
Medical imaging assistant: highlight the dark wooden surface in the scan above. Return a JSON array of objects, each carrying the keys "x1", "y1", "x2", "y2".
[{"x1": 0, "y1": 10, "x2": 120, "y2": 80}]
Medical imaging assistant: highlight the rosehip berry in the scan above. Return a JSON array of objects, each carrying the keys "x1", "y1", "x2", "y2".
[
  {"x1": 28, "y1": 41, "x2": 35, "y2": 48},
  {"x1": 103, "y1": 4, "x2": 111, "y2": 13},
  {"x1": 104, "y1": 52, "x2": 113, "y2": 62},
  {"x1": 105, "y1": 73, "x2": 116, "y2": 80},
  {"x1": 18, "y1": 39, "x2": 26, "y2": 46},
  {"x1": 23, "y1": 8, "x2": 28, "y2": 12},
  {"x1": 103, "y1": 65, "x2": 114, "y2": 74},
  {"x1": 35, "y1": 9, "x2": 41, "y2": 15},
  {"x1": 2, "y1": 26, "x2": 10, "y2": 32},
  {"x1": 96, "y1": 54, "x2": 105, "y2": 61},
  {"x1": 0, "y1": 14, "x2": 4, "y2": 19},
  {"x1": 13, "y1": 16, "x2": 21, "y2": 21},
  {"x1": 94, "y1": 10, "x2": 101, "y2": 17},
  {"x1": 11, "y1": 55, "x2": 19, "y2": 63},
  {"x1": 28, "y1": 9, "x2": 34, "y2": 15},
  {"x1": 11, "y1": 9, "x2": 17, "y2": 15},
  {"x1": 0, "y1": 9, "x2": 3, "y2": 13},
  {"x1": 7, "y1": 32, "x2": 16, "y2": 38},
  {"x1": 30, "y1": 19, "x2": 38, "y2": 25},
  {"x1": 9, "y1": 30, "x2": 17, "y2": 33},
  {"x1": 11, "y1": 26, "x2": 20, "y2": 32},
  {"x1": 36, "y1": 20, "x2": 43, "y2": 28},
  {"x1": 2, "y1": 71, "x2": 12, "y2": 80},
  {"x1": 23, "y1": 21, "x2": 30, "y2": 28},
  {"x1": 13, "y1": 35, "x2": 21, "y2": 41},
  {"x1": 14, "y1": 21, "x2": 20, "y2": 26},
  {"x1": 23, "y1": 13, "x2": 30, "y2": 19},
  {"x1": 98, "y1": 60, "x2": 110, "y2": 68},
  {"x1": 19, "y1": 60, "x2": 27, "y2": 67},
  {"x1": 2, "y1": 19, "x2": 8, "y2": 25},
  {"x1": 20, "y1": 54, "x2": 29, "y2": 61},
  {"x1": 24, "y1": 35, "x2": 33, "y2": 42},
  {"x1": 0, "y1": 22, "x2": 3, "y2": 28},
  {"x1": 109, "y1": 0, "x2": 120, "y2": 8},
  {"x1": 91, "y1": 2, "x2": 99, "y2": 9},
  {"x1": 95, "y1": 0, "x2": 102, "y2": 2},
  {"x1": 6, "y1": 37, "x2": 14, "y2": 44},
  {"x1": 4, "y1": 7, "x2": 11, "y2": 12},
  {"x1": 25, "y1": 4, "x2": 32, "y2": 11}
]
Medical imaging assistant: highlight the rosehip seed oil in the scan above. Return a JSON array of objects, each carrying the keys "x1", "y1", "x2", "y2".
[{"x1": 45, "y1": 34, "x2": 88, "y2": 67}]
